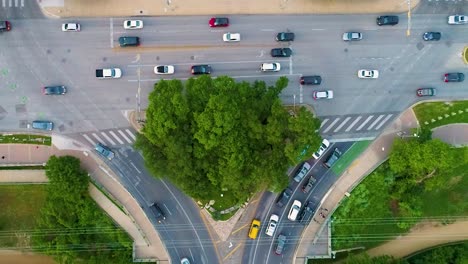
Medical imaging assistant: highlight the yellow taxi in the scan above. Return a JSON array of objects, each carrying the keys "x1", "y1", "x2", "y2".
[{"x1": 248, "y1": 219, "x2": 261, "y2": 239}]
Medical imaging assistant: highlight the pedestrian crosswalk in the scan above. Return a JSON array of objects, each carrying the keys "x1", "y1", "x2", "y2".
[
  {"x1": 1, "y1": 0, "x2": 24, "y2": 8},
  {"x1": 81, "y1": 128, "x2": 138, "y2": 147},
  {"x1": 319, "y1": 112, "x2": 398, "y2": 137}
]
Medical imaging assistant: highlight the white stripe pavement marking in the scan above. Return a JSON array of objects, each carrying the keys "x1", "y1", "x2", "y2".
[
  {"x1": 92, "y1": 133, "x2": 104, "y2": 144},
  {"x1": 109, "y1": 131, "x2": 124, "y2": 144},
  {"x1": 110, "y1": 18, "x2": 114, "y2": 49},
  {"x1": 20, "y1": 0, "x2": 23, "y2": 7},
  {"x1": 367, "y1": 114, "x2": 385, "y2": 130},
  {"x1": 333, "y1": 117, "x2": 351, "y2": 133},
  {"x1": 9, "y1": 0, "x2": 12, "y2": 7},
  {"x1": 323, "y1": 118, "x2": 340, "y2": 133},
  {"x1": 118, "y1": 130, "x2": 132, "y2": 143},
  {"x1": 82, "y1": 134, "x2": 96, "y2": 146},
  {"x1": 125, "y1": 129, "x2": 136, "y2": 140},
  {"x1": 320, "y1": 119, "x2": 329, "y2": 129},
  {"x1": 345, "y1": 116, "x2": 362, "y2": 132},
  {"x1": 2, "y1": 0, "x2": 5, "y2": 7},
  {"x1": 356, "y1": 115, "x2": 374, "y2": 131},
  {"x1": 375, "y1": 114, "x2": 394, "y2": 130},
  {"x1": 101, "y1": 132, "x2": 116, "y2": 145},
  {"x1": 14, "y1": 0, "x2": 17, "y2": 7}
]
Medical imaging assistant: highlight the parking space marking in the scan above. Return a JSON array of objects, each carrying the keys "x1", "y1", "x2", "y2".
[
  {"x1": 345, "y1": 116, "x2": 362, "y2": 132},
  {"x1": 356, "y1": 115, "x2": 374, "y2": 131}
]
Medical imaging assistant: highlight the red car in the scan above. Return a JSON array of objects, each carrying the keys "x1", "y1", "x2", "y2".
[
  {"x1": 0, "y1": 21, "x2": 11, "y2": 32},
  {"x1": 209, "y1": 17, "x2": 229, "y2": 27}
]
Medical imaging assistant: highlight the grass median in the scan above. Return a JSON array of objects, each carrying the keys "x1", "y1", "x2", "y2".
[
  {"x1": 413, "y1": 101, "x2": 468, "y2": 130},
  {"x1": 0, "y1": 134, "x2": 52, "y2": 146}
]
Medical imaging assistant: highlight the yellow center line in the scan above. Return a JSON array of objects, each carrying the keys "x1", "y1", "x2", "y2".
[
  {"x1": 231, "y1": 223, "x2": 249, "y2": 235},
  {"x1": 223, "y1": 243, "x2": 243, "y2": 261}
]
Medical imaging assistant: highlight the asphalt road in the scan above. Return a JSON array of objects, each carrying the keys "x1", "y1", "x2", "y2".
[
  {"x1": 242, "y1": 141, "x2": 354, "y2": 264},
  {"x1": 102, "y1": 146, "x2": 219, "y2": 264},
  {"x1": 1, "y1": 12, "x2": 467, "y2": 140}
]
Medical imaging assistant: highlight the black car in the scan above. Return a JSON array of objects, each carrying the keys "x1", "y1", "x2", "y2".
[
  {"x1": 191, "y1": 65, "x2": 211, "y2": 75},
  {"x1": 324, "y1": 148, "x2": 342, "y2": 168},
  {"x1": 444, "y1": 73, "x2": 465, "y2": 82},
  {"x1": 0, "y1": 20, "x2": 11, "y2": 32},
  {"x1": 298, "y1": 201, "x2": 317, "y2": 224},
  {"x1": 276, "y1": 188, "x2": 293, "y2": 208},
  {"x1": 150, "y1": 203, "x2": 166, "y2": 223},
  {"x1": 271, "y1": 48, "x2": 292, "y2": 57},
  {"x1": 43, "y1": 85, "x2": 67, "y2": 95},
  {"x1": 276, "y1": 32, "x2": 295, "y2": 42},
  {"x1": 300, "y1": 75, "x2": 322, "y2": 85},
  {"x1": 274, "y1": 234, "x2": 287, "y2": 255},
  {"x1": 376, "y1": 15, "x2": 399, "y2": 26},
  {"x1": 118, "y1": 36, "x2": 140, "y2": 47},
  {"x1": 423, "y1": 32, "x2": 441, "y2": 41}
]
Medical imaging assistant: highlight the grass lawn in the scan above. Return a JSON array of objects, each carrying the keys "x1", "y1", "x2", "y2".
[
  {"x1": 0, "y1": 185, "x2": 47, "y2": 247},
  {"x1": 331, "y1": 140, "x2": 372, "y2": 175},
  {"x1": 199, "y1": 188, "x2": 241, "y2": 221},
  {"x1": 413, "y1": 101, "x2": 468, "y2": 130},
  {"x1": 0, "y1": 134, "x2": 52, "y2": 146}
]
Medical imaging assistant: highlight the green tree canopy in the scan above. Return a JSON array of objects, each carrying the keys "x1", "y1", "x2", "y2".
[
  {"x1": 33, "y1": 156, "x2": 132, "y2": 264},
  {"x1": 136, "y1": 76, "x2": 322, "y2": 202}
]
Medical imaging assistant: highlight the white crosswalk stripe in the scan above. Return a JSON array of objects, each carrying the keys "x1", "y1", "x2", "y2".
[
  {"x1": 101, "y1": 132, "x2": 116, "y2": 145},
  {"x1": 20, "y1": 0, "x2": 23, "y2": 7},
  {"x1": 367, "y1": 114, "x2": 385, "y2": 130},
  {"x1": 125, "y1": 129, "x2": 136, "y2": 140},
  {"x1": 118, "y1": 130, "x2": 132, "y2": 143},
  {"x1": 92, "y1": 133, "x2": 104, "y2": 144},
  {"x1": 333, "y1": 116, "x2": 351, "y2": 133},
  {"x1": 109, "y1": 131, "x2": 124, "y2": 144},
  {"x1": 9, "y1": 0, "x2": 12, "y2": 7},
  {"x1": 345, "y1": 116, "x2": 362, "y2": 132},
  {"x1": 82, "y1": 134, "x2": 96, "y2": 146},
  {"x1": 2, "y1": 0, "x2": 5, "y2": 8},
  {"x1": 14, "y1": 0, "x2": 17, "y2": 7},
  {"x1": 323, "y1": 118, "x2": 340, "y2": 133},
  {"x1": 356, "y1": 115, "x2": 374, "y2": 131},
  {"x1": 320, "y1": 118, "x2": 329, "y2": 129},
  {"x1": 375, "y1": 114, "x2": 394, "y2": 130}
]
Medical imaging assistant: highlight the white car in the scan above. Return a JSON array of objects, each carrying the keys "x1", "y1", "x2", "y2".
[
  {"x1": 62, "y1": 23, "x2": 80, "y2": 32},
  {"x1": 123, "y1": 20, "x2": 144, "y2": 29},
  {"x1": 180, "y1": 257, "x2": 190, "y2": 264},
  {"x1": 260, "y1": 63, "x2": 281, "y2": 72},
  {"x1": 313, "y1": 90, "x2": 333, "y2": 100},
  {"x1": 223, "y1": 32, "x2": 241, "y2": 42},
  {"x1": 265, "y1": 214, "x2": 279, "y2": 237},
  {"x1": 342, "y1": 32, "x2": 362, "y2": 41},
  {"x1": 448, "y1": 15, "x2": 467, "y2": 25},
  {"x1": 154, "y1": 65, "x2": 175, "y2": 75},
  {"x1": 313, "y1": 139, "x2": 330, "y2": 159},
  {"x1": 358, "y1": 69, "x2": 379, "y2": 79},
  {"x1": 288, "y1": 200, "x2": 302, "y2": 221}
]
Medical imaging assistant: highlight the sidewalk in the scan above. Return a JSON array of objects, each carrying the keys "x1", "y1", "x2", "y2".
[
  {"x1": 38, "y1": 0, "x2": 420, "y2": 18},
  {"x1": 0, "y1": 137, "x2": 170, "y2": 263}
]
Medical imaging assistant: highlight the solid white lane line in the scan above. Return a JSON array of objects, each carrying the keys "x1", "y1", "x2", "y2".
[
  {"x1": 333, "y1": 116, "x2": 351, "y2": 133},
  {"x1": 126, "y1": 129, "x2": 137, "y2": 140},
  {"x1": 127, "y1": 73, "x2": 302, "y2": 82},
  {"x1": 356, "y1": 115, "x2": 374, "y2": 131},
  {"x1": 82, "y1": 134, "x2": 96, "y2": 146},
  {"x1": 367, "y1": 114, "x2": 385, "y2": 130},
  {"x1": 109, "y1": 131, "x2": 124, "y2": 144},
  {"x1": 345, "y1": 116, "x2": 362, "y2": 132},
  {"x1": 118, "y1": 130, "x2": 132, "y2": 143},
  {"x1": 101, "y1": 132, "x2": 116, "y2": 145},
  {"x1": 322, "y1": 118, "x2": 340, "y2": 133},
  {"x1": 375, "y1": 114, "x2": 394, "y2": 130}
]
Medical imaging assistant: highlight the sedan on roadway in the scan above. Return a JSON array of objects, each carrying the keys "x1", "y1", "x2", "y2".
[
  {"x1": 0, "y1": 20, "x2": 11, "y2": 32},
  {"x1": 191, "y1": 65, "x2": 211, "y2": 75},
  {"x1": 275, "y1": 234, "x2": 287, "y2": 255},
  {"x1": 313, "y1": 90, "x2": 333, "y2": 100},
  {"x1": 313, "y1": 139, "x2": 330, "y2": 159},
  {"x1": 423, "y1": 32, "x2": 441, "y2": 41},
  {"x1": 95, "y1": 143, "x2": 115, "y2": 160},
  {"x1": 260, "y1": 63, "x2": 281, "y2": 72},
  {"x1": 32, "y1": 120, "x2": 54, "y2": 131},
  {"x1": 376, "y1": 15, "x2": 399, "y2": 26},
  {"x1": 358, "y1": 69, "x2": 379, "y2": 79},
  {"x1": 265, "y1": 214, "x2": 279, "y2": 237},
  {"x1": 271, "y1": 48, "x2": 292, "y2": 57},
  {"x1": 276, "y1": 188, "x2": 292, "y2": 208},
  {"x1": 416, "y1": 88, "x2": 436, "y2": 97},
  {"x1": 209, "y1": 17, "x2": 229, "y2": 27},
  {"x1": 62, "y1": 23, "x2": 80, "y2": 32},
  {"x1": 448, "y1": 15, "x2": 467, "y2": 24},
  {"x1": 43, "y1": 85, "x2": 67, "y2": 95},
  {"x1": 154, "y1": 65, "x2": 175, "y2": 75},
  {"x1": 288, "y1": 200, "x2": 302, "y2": 221},
  {"x1": 180, "y1": 258, "x2": 191, "y2": 264},
  {"x1": 444, "y1": 73, "x2": 465, "y2": 82},
  {"x1": 342, "y1": 32, "x2": 362, "y2": 41},
  {"x1": 223, "y1": 32, "x2": 240, "y2": 42},
  {"x1": 276, "y1": 32, "x2": 295, "y2": 42},
  {"x1": 123, "y1": 20, "x2": 143, "y2": 29}
]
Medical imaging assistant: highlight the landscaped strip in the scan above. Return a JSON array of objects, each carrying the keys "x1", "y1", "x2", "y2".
[
  {"x1": 331, "y1": 140, "x2": 372, "y2": 175},
  {"x1": 0, "y1": 134, "x2": 52, "y2": 146},
  {"x1": 413, "y1": 101, "x2": 468, "y2": 130}
]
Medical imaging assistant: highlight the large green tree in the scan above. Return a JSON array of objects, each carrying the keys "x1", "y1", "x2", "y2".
[
  {"x1": 136, "y1": 76, "x2": 322, "y2": 202},
  {"x1": 33, "y1": 156, "x2": 132, "y2": 264}
]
